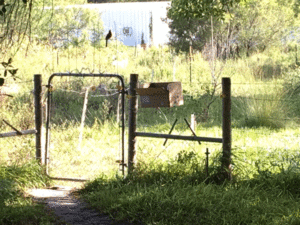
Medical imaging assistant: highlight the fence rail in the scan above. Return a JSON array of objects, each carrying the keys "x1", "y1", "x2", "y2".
[
  {"x1": 135, "y1": 132, "x2": 223, "y2": 143},
  {"x1": 0, "y1": 75, "x2": 44, "y2": 165},
  {"x1": 0, "y1": 129, "x2": 37, "y2": 138}
]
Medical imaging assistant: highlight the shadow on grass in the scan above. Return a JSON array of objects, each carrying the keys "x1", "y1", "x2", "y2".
[
  {"x1": 78, "y1": 150, "x2": 300, "y2": 225},
  {"x1": 0, "y1": 161, "x2": 59, "y2": 225}
]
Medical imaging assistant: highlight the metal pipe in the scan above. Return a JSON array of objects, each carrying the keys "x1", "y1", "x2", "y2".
[
  {"x1": 48, "y1": 176, "x2": 88, "y2": 182},
  {"x1": 0, "y1": 129, "x2": 36, "y2": 138},
  {"x1": 136, "y1": 132, "x2": 222, "y2": 143},
  {"x1": 205, "y1": 148, "x2": 210, "y2": 178}
]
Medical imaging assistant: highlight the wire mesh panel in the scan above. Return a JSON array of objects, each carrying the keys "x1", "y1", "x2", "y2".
[{"x1": 45, "y1": 73, "x2": 125, "y2": 180}]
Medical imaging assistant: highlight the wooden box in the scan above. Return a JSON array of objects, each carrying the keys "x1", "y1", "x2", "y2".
[{"x1": 136, "y1": 82, "x2": 184, "y2": 108}]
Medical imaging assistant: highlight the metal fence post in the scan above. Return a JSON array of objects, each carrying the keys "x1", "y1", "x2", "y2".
[
  {"x1": 128, "y1": 74, "x2": 138, "y2": 174},
  {"x1": 34, "y1": 74, "x2": 44, "y2": 165},
  {"x1": 222, "y1": 77, "x2": 231, "y2": 180}
]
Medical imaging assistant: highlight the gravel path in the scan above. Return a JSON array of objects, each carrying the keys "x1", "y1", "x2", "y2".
[{"x1": 27, "y1": 186, "x2": 138, "y2": 225}]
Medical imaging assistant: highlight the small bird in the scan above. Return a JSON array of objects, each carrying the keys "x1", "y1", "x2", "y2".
[{"x1": 105, "y1": 30, "x2": 112, "y2": 47}]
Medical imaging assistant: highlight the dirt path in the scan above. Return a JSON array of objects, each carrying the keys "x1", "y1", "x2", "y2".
[{"x1": 26, "y1": 186, "x2": 137, "y2": 225}]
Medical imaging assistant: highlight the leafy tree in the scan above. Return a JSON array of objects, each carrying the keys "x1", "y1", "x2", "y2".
[
  {"x1": 167, "y1": 0, "x2": 244, "y2": 54},
  {"x1": 168, "y1": 0, "x2": 300, "y2": 57},
  {"x1": 33, "y1": 6, "x2": 104, "y2": 48},
  {"x1": 168, "y1": 0, "x2": 243, "y2": 21},
  {"x1": 231, "y1": 0, "x2": 300, "y2": 56},
  {"x1": 0, "y1": 0, "x2": 87, "y2": 52},
  {"x1": 167, "y1": 13, "x2": 211, "y2": 53},
  {"x1": 0, "y1": 0, "x2": 92, "y2": 86}
]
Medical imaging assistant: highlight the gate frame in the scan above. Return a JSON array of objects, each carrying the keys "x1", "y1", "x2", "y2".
[{"x1": 45, "y1": 73, "x2": 126, "y2": 182}]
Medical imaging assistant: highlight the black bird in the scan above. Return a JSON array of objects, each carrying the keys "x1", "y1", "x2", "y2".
[{"x1": 105, "y1": 30, "x2": 112, "y2": 47}]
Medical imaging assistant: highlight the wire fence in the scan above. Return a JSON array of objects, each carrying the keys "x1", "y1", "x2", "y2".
[
  {"x1": 133, "y1": 80, "x2": 300, "y2": 178},
  {"x1": 1, "y1": 71, "x2": 300, "y2": 179},
  {"x1": 229, "y1": 82, "x2": 300, "y2": 177},
  {"x1": 0, "y1": 79, "x2": 36, "y2": 166}
]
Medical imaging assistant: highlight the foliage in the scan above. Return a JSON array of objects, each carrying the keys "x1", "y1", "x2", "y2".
[
  {"x1": 166, "y1": 0, "x2": 243, "y2": 54},
  {"x1": 168, "y1": 0, "x2": 243, "y2": 21},
  {"x1": 0, "y1": 0, "x2": 96, "y2": 53},
  {"x1": 33, "y1": 6, "x2": 104, "y2": 48},
  {"x1": 1, "y1": 40, "x2": 300, "y2": 224},
  {"x1": 167, "y1": 12, "x2": 211, "y2": 53},
  {"x1": 233, "y1": 95, "x2": 287, "y2": 129},
  {"x1": 231, "y1": 0, "x2": 299, "y2": 56},
  {"x1": 167, "y1": 0, "x2": 300, "y2": 57},
  {"x1": 87, "y1": 0, "x2": 169, "y2": 2},
  {"x1": 0, "y1": 0, "x2": 32, "y2": 51},
  {"x1": 2, "y1": 1, "x2": 300, "y2": 224},
  {"x1": 0, "y1": 57, "x2": 19, "y2": 88}
]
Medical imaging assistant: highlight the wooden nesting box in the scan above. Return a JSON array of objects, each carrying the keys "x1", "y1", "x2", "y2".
[{"x1": 136, "y1": 82, "x2": 184, "y2": 108}]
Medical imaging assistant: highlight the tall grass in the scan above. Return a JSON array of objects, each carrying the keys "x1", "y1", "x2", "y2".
[
  {"x1": 0, "y1": 160, "x2": 66, "y2": 225},
  {"x1": 77, "y1": 149, "x2": 300, "y2": 225}
]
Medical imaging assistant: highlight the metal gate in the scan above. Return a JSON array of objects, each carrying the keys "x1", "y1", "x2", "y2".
[{"x1": 45, "y1": 73, "x2": 126, "y2": 181}]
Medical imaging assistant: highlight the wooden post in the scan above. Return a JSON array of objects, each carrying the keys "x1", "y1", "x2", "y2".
[
  {"x1": 128, "y1": 74, "x2": 138, "y2": 174},
  {"x1": 173, "y1": 61, "x2": 176, "y2": 81},
  {"x1": 34, "y1": 74, "x2": 44, "y2": 165},
  {"x1": 151, "y1": 70, "x2": 154, "y2": 82},
  {"x1": 78, "y1": 87, "x2": 89, "y2": 151},
  {"x1": 191, "y1": 114, "x2": 196, "y2": 131},
  {"x1": 222, "y1": 77, "x2": 231, "y2": 180}
]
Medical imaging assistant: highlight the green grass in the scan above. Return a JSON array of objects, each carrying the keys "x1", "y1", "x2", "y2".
[
  {"x1": 77, "y1": 152, "x2": 300, "y2": 225},
  {"x1": 0, "y1": 160, "x2": 68, "y2": 225},
  {"x1": 1, "y1": 40, "x2": 300, "y2": 224}
]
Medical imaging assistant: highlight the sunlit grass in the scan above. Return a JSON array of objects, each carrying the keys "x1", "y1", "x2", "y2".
[
  {"x1": 0, "y1": 161, "x2": 62, "y2": 225},
  {"x1": 48, "y1": 121, "x2": 122, "y2": 179}
]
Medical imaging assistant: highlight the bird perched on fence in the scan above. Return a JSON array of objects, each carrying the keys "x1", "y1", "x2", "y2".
[{"x1": 105, "y1": 30, "x2": 112, "y2": 47}]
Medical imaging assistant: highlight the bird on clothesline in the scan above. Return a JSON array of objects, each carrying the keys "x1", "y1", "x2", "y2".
[{"x1": 105, "y1": 30, "x2": 112, "y2": 47}]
